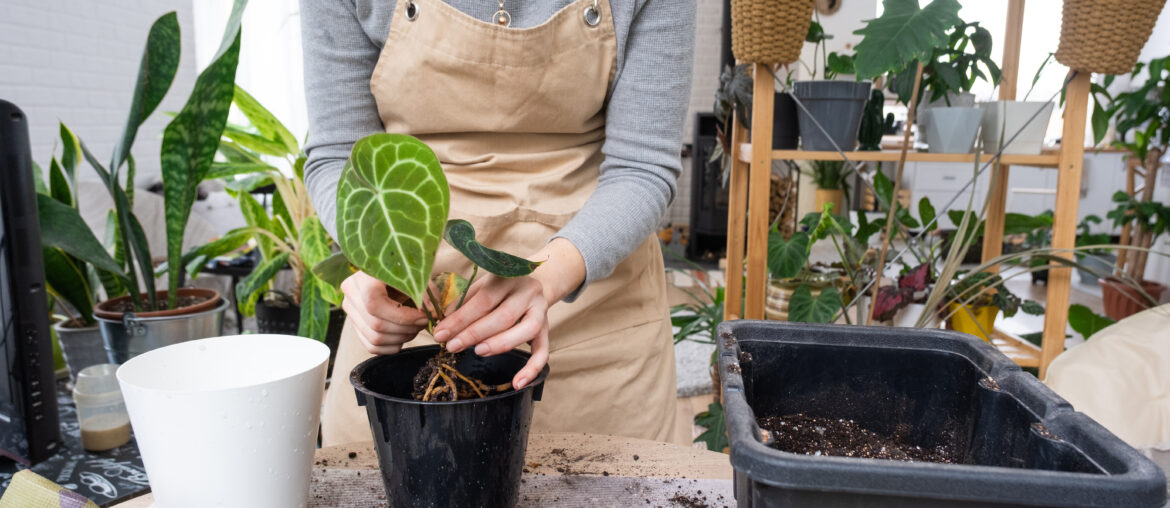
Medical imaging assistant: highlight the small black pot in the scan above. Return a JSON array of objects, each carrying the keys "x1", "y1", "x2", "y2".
[
  {"x1": 793, "y1": 80, "x2": 872, "y2": 151},
  {"x1": 351, "y1": 345, "x2": 549, "y2": 508},
  {"x1": 254, "y1": 297, "x2": 299, "y2": 335},
  {"x1": 772, "y1": 92, "x2": 799, "y2": 149}
]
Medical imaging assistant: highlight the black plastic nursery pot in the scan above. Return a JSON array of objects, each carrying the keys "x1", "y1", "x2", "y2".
[
  {"x1": 772, "y1": 92, "x2": 799, "y2": 150},
  {"x1": 351, "y1": 345, "x2": 549, "y2": 508},
  {"x1": 792, "y1": 80, "x2": 871, "y2": 151},
  {"x1": 717, "y1": 320, "x2": 1167, "y2": 508}
]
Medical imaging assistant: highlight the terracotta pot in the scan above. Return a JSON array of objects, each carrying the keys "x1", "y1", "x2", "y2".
[
  {"x1": 93, "y1": 287, "x2": 222, "y2": 320},
  {"x1": 814, "y1": 188, "x2": 845, "y2": 214},
  {"x1": 1100, "y1": 278, "x2": 1166, "y2": 321}
]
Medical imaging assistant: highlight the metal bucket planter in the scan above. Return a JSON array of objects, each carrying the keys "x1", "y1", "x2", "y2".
[
  {"x1": 94, "y1": 288, "x2": 227, "y2": 364},
  {"x1": 54, "y1": 320, "x2": 106, "y2": 382}
]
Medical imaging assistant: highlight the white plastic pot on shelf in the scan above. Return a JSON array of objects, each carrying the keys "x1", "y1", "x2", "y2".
[
  {"x1": 925, "y1": 107, "x2": 983, "y2": 154},
  {"x1": 979, "y1": 101, "x2": 1054, "y2": 155},
  {"x1": 117, "y1": 334, "x2": 328, "y2": 508}
]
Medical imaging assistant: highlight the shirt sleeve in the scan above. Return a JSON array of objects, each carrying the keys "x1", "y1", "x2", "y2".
[
  {"x1": 299, "y1": 0, "x2": 389, "y2": 240},
  {"x1": 550, "y1": 0, "x2": 697, "y2": 301}
]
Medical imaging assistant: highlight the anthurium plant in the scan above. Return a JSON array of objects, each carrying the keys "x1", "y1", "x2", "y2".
[{"x1": 321, "y1": 133, "x2": 540, "y2": 401}]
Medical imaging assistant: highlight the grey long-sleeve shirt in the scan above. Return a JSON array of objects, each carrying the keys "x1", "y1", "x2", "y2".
[{"x1": 299, "y1": 0, "x2": 696, "y2": 299}]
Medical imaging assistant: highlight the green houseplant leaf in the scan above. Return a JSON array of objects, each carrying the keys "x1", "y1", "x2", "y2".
[
  {"x1": 1068, "y1": 304, "x2": 1115, "y2": 340},
  {"x1": 297, "y1": 276, "x2": 330, "y2": 341},
  {"x1": 300, "y1": 216, "x2": 343, "y2": 307},
  {"x1": 111, "y1": 12, "x2": 180, "y2": 174},
  {"x1": 442, "y1": 219, "x2": 540, "y2": 277},
  {"x1": 313, "y1": 251, "x2": 357, "y2": 294},
  {"x1": 42, "y1": 247, "x2": 95, "y2": 326},
  {"x1": 232, "y1": 85, "x2": 299, "y2": 155},
  {"x1": 36, "y1": 194, "x2": 126, "y2": 278},
  {"x1": 767, "y1": 231, "x2": 810, "y2": 279},
  {"x1": 852, "y1": 0, "x2": 962, "y2": 80},
  {"x1": 693, "y1": 401, "x2": 728, "y2": 452},
  {"x1": 337, "y1": 133, "x2": 450, "y2": 307},
  {"x1": 160, "y1": 0, "x2": 245, "y2": 309},
  {"x1": 788, "y1": 285, "x2": 842, "y2": 323},
  {"x1": 235, "y1": 251, "x2": 290, "y2": 315}
]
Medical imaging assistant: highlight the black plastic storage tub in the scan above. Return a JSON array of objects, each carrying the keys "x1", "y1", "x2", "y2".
[{"x1": 718, "y1": 320, "x2": 1166, "y2": 508}]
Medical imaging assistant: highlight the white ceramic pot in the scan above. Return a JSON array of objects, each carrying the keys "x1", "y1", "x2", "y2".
[
  {"x1": 117, "y1": 335, "x2": 328, "y2": 508},
  {"x1": 925, "y1": 107, "x2": 983, "y2": 154},
  {"x1": 916, "y1": 92, "x2": 974, "y2": 147},
  {"x1": 979, "y1": 101, "x2": 1054, "y2": 155}
]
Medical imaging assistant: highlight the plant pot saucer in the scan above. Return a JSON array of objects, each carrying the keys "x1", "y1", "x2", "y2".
[{"x1": 93, "y1": 288, "x2": 222, "y2": 320}]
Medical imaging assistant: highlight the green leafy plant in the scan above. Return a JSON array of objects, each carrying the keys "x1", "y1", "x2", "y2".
[
  {"x1": 887, "y1": 21, "x2": 1001, "y2": 105},
  {"x1": 1067, "y1": 304, "x2": 1115, "y2": 340},
  {"x1": 53, "y1": 2, "x2": 248, "y2": 313},
  {"x1": 694, "y1": 401, "x2": 729, "y2": 453},
  {"x1": 178, "y1": 86, "x2": 341, "y2": 341},
  {"x1": 852, "y1": 0, "x2": 963, "y2": 81},
  {"x1": 859, "y1": 89, "x2": 895, "y2": 151},
  {"x1": 1090, "y1": 55, "x2": 1169, "y2": 161},
  {"x1": 36, "y1": 124, "x2": 129, "y2": 327},
  {"x1": 710, "y1": 64, "x2": 753, "y2": 179},
  {"x1": 1076, "y1": 215, "x2": 1111, "y2": 255},
  {"x1": 943, "y1": 271, "x2": 1041, "y2": 318},
  {"x1": 1106, "y1": 192, "x2": 1170, "y2": 281},
  {"x1": 807, "y1": 160, "x2": 849, "y2": 191},
  {"x1": 329, "y1": 133, "x2": 540, "y2": 401}
]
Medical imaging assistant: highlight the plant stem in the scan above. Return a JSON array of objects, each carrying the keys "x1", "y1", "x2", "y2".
[{"x1": 457, "y1": 265, "x2": 478, "y2": 310}]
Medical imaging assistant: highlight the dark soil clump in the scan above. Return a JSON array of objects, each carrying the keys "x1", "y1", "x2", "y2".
[
  {"x1": 105, "y1": 294, "x2": 210, "y2": 313},
  {"x1": 410, "y1": 351, "x2": 512, "y2": 401},
  {"x1": 759, "y1": 414, "x2": 958, "y2": 463}
]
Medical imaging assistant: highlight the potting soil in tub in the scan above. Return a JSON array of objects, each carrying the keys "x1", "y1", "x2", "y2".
[{"x1": 758, "y1": 413, "x2": 959, "y2": 463}]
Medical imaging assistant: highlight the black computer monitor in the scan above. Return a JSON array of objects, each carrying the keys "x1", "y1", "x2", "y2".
[{"x1": 0, "y1": 99, "x2": 61, "y2": 465}]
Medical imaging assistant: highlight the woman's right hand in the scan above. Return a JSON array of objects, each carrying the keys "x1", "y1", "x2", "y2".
[{"x1": 340, "y1": 271, "x2": 428, "y2": 355}]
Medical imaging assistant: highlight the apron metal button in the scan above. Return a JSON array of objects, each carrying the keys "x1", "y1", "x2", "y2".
[{"x1": 583, "y1": 3, "x2": 601, "y2": 26}]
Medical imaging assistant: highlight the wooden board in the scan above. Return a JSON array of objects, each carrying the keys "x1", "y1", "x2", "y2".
[
  {"x1": 113, "y1": 433, "x2": 734, "y2": 507},
  {"x1": 739, "y1": 147, "x2": 1062, "y2": 166},
  {"x1": 744, "y1": 63, "x2": 775, "y2": 320}
]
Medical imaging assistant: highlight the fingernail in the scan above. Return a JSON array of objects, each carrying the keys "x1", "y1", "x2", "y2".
[
  {"x1": 515, "y1": 377, "x2": 528, "y2": 389},
  {"x1": 475, "y1": 343, "x2": 490, "y2": 356},
  {"x1": 433, "y1": 329, "x2": 449, "y2": 341},
  {"x1": 448, "y1": 338, "x2": 463, "y2": 352},
  {"x1": 414, "y1": 318, "x2": 429, "y2": 326}
]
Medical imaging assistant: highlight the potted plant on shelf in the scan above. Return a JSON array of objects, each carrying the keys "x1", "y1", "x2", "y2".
[
  {"x1": 887, "y1": 21, "x2": 1001, "y2": 153},
  {"x1": 35, "y1": 124, "x2": 123, "y2": 380},
  {"x1": 793, "y1": 19, "x2": 870, "y2": 151},
  {"x1": 48, "y1": 6, "x2": 246, "y2": 363},
  {"x1": 808, "y1": 160, "x2": 849, "y2": 212},
  {"x1": 1074, "y1": 214, "x2": 1115, "y2": 286},
  {"x1": 325, "y1": 133, "x2": 547, "y2": 507},
  {"x1": 1090, "y1": 54, "x2": 1170, "y2": 319},
  {"x1": 940, "y1": 271, "x2": 1043, "y2": 342}
]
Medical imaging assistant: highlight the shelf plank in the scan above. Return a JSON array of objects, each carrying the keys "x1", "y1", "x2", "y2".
[
  {"x1": 990, "y1": 329, "x2": 1041, "y2": 368},
  {"x1": 736, "y1": 144, "x2": 1061, "y2": 166}
]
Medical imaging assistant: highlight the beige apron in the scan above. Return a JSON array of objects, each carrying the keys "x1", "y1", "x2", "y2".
[{"x1": 321, "y1": 0, "x2": 685, "y2": 446}]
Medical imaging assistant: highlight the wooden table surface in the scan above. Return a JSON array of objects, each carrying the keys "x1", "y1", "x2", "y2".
[{"x1": 114, "y1": 432, "x2": 734, "y2": 507}]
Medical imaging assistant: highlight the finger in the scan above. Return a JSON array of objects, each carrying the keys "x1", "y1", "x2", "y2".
[
  {"x1": 446, "y1": 291, "x2": 530, "y2": 353},
  {"x1": 432, "y1": 279, "x2": 510, "y2": 344},
  {"x1": 471, "y1": 304, "x2": 545, "y2": 357},
  {"x1": 513, "y1": 323, "x2": 549, "y2": 389},
  {"x1": 343, "y1": 300, "x2": 413, "y2": 354},
  {"x1": 362, "y1": 280, "x2": 428, "y2": 326}
]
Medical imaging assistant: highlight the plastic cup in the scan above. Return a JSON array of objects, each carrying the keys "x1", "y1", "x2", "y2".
[
  {"x1": 73, "y1": 363, "x2": 131, "y2": 451},
  {"x1": 116, "y1": 335, "x2": 328, "y2": 508}
]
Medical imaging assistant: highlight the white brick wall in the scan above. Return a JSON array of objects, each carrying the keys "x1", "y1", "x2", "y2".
[{"x1": 0, "y1": 0, "x2": 198, "y2": 186}]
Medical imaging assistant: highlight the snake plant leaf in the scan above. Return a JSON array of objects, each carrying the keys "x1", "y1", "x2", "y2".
[
  {"x1": 233, "y1": 85, "x2": 299, "y2": 154},
  {"x1": 111, "y1": 11, "x2": 180, "y2": 174},
  {"x1": 161, "y1": 0, "x2": 245, "y2": 309},
  {"x1": 97, "y1": 210, "x2": 127, "y2": 299},
  {"x1": 337, "y1": 134, "x2": 450, "y2": 306},
  {"x1": 298, "y1": 276, "x2": 331, "y2": 342},
  {"x1": 852, "y1": 0, "x2": 962, "y2": 80},
  {"x1": 312, "y1": 252, "x2": 357, "y2": 299},
  {"x1": 300, "y1": 217, "x2": 343, "y2": 307},
  {"x1": 42, "y1": 247, "x2": 95, "y2": 326},
  {"x1": 48, "y1": 158, "x2": 73, "y2": 207},
  {"x1": 59, "y1": 122, "x2": 80, "y2": 186},
  {"x1": 788, "y1": 285, "x2": 842, "y2": 324},
  {"x1": 82, "y1": 138, "x2": 153, "y2": 308},
  {"x1": 36, "y1": 194, "x2": 126, "y2": 278},
  {"x1": 767, "y1": 231, "x2": 810, "y2": 280},
  {"x1": 236, "y1": 251, "x2": 290, "y2": 314},
  {"x1": 442, "y1": 219, "x2": 540, "y2": 278}
]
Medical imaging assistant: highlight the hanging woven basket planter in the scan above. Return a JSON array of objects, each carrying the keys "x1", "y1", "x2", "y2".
[
  {"x1": 731, "y1": 0, "x2": 816, "y2": 65},
  {"x1": 1055, "y1": 0, "x2": 1168, "y2": 75}
]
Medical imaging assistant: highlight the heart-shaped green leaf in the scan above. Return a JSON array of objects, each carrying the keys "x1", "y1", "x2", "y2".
[
  {"x1": 443, "y1": 219, "x2": 541, "y2": 277},
  {"x1": 788, "y1": 285, "x2": 842, "y2": 324},
  {"x1": 767, "y1": 231, "x2": 810, "y2": 280},
  {"x1": 337, "y1": 134, "x2": 449, "y2": 306}
]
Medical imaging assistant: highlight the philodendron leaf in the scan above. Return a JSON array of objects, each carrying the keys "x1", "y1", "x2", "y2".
[
  {"x1": 852, "y1": 0, "x2": 962, "y2": 80},
  {"x1": 337, "y1": 133, "x2": 450, "y2": 306},
  {"x1": 312, "y1": 251, "x2": 357, "y2": 296},
  {"x1": 788, "y1": 285, "x2": 842, "y2": 324},
  {"x1": 442, "y1": 219, "x2": 540, "y2": 277},
  {"x1": 767, "y1": 231, "x2": 810, "y2": 279}
]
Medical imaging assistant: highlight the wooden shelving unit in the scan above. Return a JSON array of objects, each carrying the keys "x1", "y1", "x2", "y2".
[{"x1": 723, "y1": 0, "x2": 1089, "y2": 377}]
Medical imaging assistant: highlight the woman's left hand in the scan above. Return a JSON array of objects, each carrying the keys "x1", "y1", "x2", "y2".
[{"x1": 431, "y1": 275, "x2": 550, "y2": 390}]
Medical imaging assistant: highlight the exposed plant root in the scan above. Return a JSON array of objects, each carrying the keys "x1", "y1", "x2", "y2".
[
  {"x1": 442, "y1": 364, "x2": 486, "y2": 398},
  {"x1": 411, "y1": 349, "x2": 514, "y2": 402}
]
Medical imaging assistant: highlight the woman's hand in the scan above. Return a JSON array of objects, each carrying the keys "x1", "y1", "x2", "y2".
[
  {"x1": 432, "y1": 238, "x2": 585, "y2": 389},
  {"x1": 341, "y1": 271, "x2": 428, "y2": 355}
]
